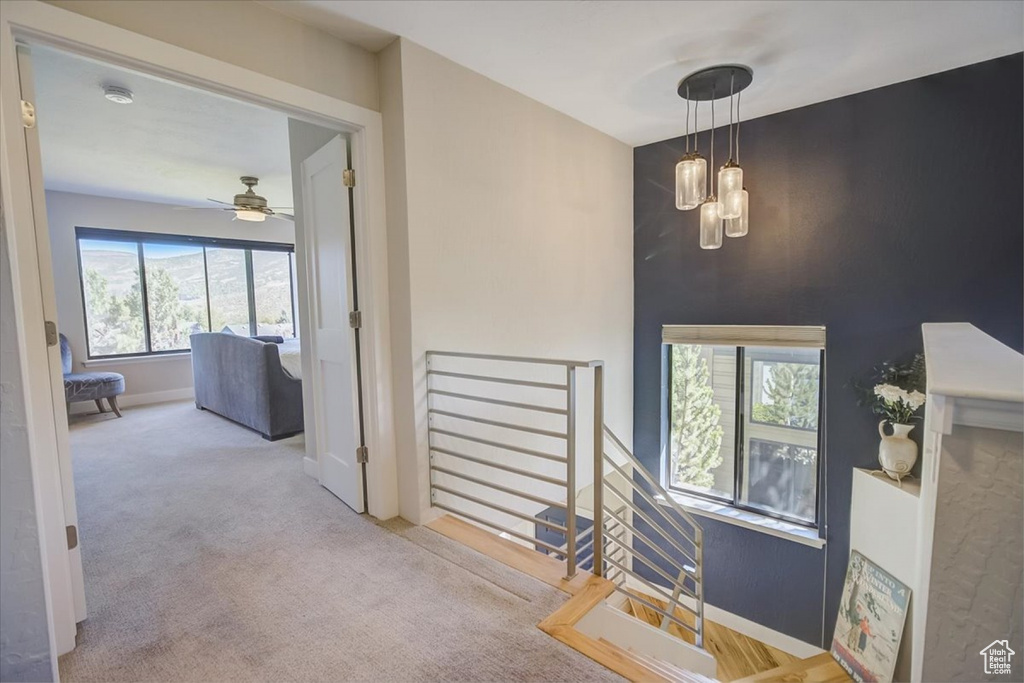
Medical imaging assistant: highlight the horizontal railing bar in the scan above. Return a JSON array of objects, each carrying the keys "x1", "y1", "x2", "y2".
[
  {"x1": 560, "y1": 524, "x2": 596, "y2": 554},
  {"x1": 604, "y1": 456, "x2": 701, "y2": 555},
  {"x1": 430, "y1": 465, "x2": 568, "y2": 510},
  {"x1": 429, "y1": 389, "x2": 568, "y2": 416},
  {"x1": 603, "y1": 426, "x2": 703, "y2": 532},
  {"x1": 430, "y1": 503, "x2": 565, "y2": 555},
  {"x1": 430, "y1": 428, "x2": 566, "y2": 463},
  {"x1": 603, "y1": 478, "x2": 700, "y2": 568},
  {"x1": 611, "y1": 582, "x2": 699, "y2": 637},
  {"x1": 603, "y1": 504, "x2": 700, "y2": 586},
  {"x1": 432, "y1": 484, "x2": 568, "y2": 533},
  {"x1": 575, "y1": 536, "x2": 595, "y2": 559},
  {"x1": 561, "y1": 524, "x2": 597, "y2": 553},
  {"x1": 427, "y1": 369, "x2": 568, "y2": 391},
  {"x1": 603, "y1": 553, "x2": 694, "y2": 620},
  {"x1": 603, "y1": 533, "x2": 699, "y2": 604},
  {"x1": 429, "y1": 409, "x2": 567, "y2": 440},
  {"x1": 430, "y1": 447, "x2": 567, "y2": 487},
  {"x1": 427, "y1": 350, "x2": 603, "y2": 369}
]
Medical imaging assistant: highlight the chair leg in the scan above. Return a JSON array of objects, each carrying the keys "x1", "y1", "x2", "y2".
[
  {"x1": 95, "y1": 399, "x2": 106, "y2": 414},
  {"x1": 108, "y1": 395, "x2": 122, "y2": 418}
]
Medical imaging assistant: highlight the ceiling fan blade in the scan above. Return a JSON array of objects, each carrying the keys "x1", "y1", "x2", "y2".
[
  {"x1": 205, "y1": 198, "x2": 236, "y2": 206},
  {"x1": 172, "y1": 206, "x2": 232, "y2": 211},
  {"x1": 268, "y1": 212, "x2": 294, "y2": 222},
  {"x1": 268, "y1": 206, "x2": 295, "y2": 210}
]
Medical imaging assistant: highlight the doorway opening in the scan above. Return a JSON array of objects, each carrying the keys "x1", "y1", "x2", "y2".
[{"x1": 13, "y1": 38, "x2": 375, "y2": 659}]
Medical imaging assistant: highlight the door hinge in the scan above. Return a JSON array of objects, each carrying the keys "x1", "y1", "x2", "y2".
[
  {"x1": 343, "y1": 168, "x2": 355, "y2": 188},
  {"x1": 349, "y1": 310, "x2": 362, "y2": 329},
  {"x1": 356, "y1": 445, "x2": 369, "y2": 464},
  {"x1": 21, "y1": 100, "x2": 36, "y2": 129},
  {"x1": 66, "y1": 525, "x2": 78, "y2": 550},
  {"x1": 44, "y1": 320, "x2": 58, "y2": 347}
]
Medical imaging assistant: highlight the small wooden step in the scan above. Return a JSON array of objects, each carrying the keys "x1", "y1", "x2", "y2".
[
  {"x1": 730, "y1": 652, "x2": 850, "y2": 683},
  {"x1": 607, "y1": 640, "x2": 716, "y2": 683}
]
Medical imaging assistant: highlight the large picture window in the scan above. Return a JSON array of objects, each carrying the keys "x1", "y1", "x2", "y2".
[
  {"x1": 663, "y1": 327, "x2": 824, "y2": 527},
  {"x1": 76, "y1": 227, "x2": 295, "y2": 358}
]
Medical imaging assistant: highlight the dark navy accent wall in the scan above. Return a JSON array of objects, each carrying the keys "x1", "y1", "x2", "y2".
[{"x1": 633, "y1": 54, "x2": 1023, "y2": 647}]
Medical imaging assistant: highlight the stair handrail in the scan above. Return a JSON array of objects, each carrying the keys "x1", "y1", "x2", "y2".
[{"x1": 597, "y1": 425, "x2": 705, "y2": 648}]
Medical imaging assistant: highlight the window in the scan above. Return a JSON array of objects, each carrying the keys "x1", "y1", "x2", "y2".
[
  {"x1": 663, "y1": 326, "x2": 825, "y2": 527},
  {"x1": 76, "y1": 228, "x2": 295, "y2": 358}
]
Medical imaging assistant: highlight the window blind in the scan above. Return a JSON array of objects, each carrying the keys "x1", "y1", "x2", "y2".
[{"x1": 661, "y1": 325, "x2": 826, "y2": 349}]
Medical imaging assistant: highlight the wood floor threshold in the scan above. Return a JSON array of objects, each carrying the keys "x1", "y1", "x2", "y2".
[
  {"x1": 426, "y1": 515, "x2": 677, "y2": 682},
  {"x1": 730, "y1": 652, "x2": 849, "y2": 683}
]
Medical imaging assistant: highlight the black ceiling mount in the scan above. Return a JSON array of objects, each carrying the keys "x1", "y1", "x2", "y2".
[{"x1": 677, "y1": 65, "x2": 753, "y2": 101}]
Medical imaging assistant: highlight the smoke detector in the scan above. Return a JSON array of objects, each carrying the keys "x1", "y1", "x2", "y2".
[{"x1": 103, "y1": 85, "x2": 134, "y2": 104}]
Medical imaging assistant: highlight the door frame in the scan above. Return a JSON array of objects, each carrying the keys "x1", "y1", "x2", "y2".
[{"x1": 0, "y1": 0, "x2": 399, "y2": 664}]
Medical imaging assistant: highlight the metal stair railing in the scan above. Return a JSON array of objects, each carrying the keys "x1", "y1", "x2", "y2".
[
  {"x1": 600, "y1": 425, "x2": 705, "y2": 648},
  {"x1": 426, "y1": 350, "x2": 604, "y2": 579}
]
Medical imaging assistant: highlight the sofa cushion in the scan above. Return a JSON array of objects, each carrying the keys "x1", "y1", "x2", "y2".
[{"x1": 64, "y1": 372, "x2": 125, "y2": 402}]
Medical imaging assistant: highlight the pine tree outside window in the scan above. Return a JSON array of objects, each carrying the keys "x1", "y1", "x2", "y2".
[{"x1": 663, "y1": 327, "x2": 825, "y2": 527}]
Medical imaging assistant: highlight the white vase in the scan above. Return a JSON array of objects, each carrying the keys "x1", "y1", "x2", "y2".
[{"x1": 878, "y1": 421, "x2": 918, "y2": 481}]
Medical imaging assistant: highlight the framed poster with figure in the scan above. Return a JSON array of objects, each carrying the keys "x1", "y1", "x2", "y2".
[{"x1": 831, "y1": 550, "x2": 911, "y2": 682}]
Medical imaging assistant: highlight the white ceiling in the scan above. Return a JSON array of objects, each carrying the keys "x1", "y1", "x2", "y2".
[
  {"x1": 32, "y1": 46, "x2": 293, "y2": 208},
  {"x1": 264, "y1": 0, "x2": 1024, "y2": 146}
]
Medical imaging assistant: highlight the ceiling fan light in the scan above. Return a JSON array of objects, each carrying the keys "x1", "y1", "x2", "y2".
[{"x1": 235, "y1": 208, "x2": 266, "y2": 222}]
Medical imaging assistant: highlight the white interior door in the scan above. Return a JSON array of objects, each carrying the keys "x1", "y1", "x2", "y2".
[
  {"x1": 15, "y1": 44, "x2": 87, "y2": 643},
  {"x1": 300, "y1": 135, "x2": 365, "y2": 513}
]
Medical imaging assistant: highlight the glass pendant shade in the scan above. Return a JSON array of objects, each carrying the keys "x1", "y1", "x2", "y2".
[
  {"x1": 724, "y1": 189, "x2": 749, "y2": 238},
  {"x1": 700, "y1": 199, "x2": 723, "y2": 250},
  {"x1": 692, "y1": 155, "x2": 708, "y2": 206},
  {"x1": 718, "y1": 164, "x2": 743, "y2": 219},
  {"x1": 675, "y1": 156, "x2": 699, "y2": 210}
]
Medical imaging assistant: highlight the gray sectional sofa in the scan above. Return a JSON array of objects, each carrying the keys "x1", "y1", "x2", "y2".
[{"x1": 190, "y1": 332, "x2": 304, "y2": 440}]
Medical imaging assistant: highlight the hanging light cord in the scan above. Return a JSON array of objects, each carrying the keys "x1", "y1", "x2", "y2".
[
  {"x1": 728, "y1": 72, "x2": 735, "y2": 162},
  {"x1": 710, "y1": 86, "x2": 715, "y2": 197},
  {"x1": 684, "y1": 86, "x2": 690, "y2": 154},
  {"x1": 693, "y1": 99, "x2": 700, "y2": 153},
  {"x1": 736, "y1": 89, "x2": 742, "y2": 164}
]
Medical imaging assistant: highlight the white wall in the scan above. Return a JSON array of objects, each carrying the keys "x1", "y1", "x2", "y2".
[
  {"x1": 381, "y1": 39, "x2": 633, "y2": 524},
  {"x1": 46, "y1": 190, "x2": 294, "y2": 408},
  {"x1": 43, "y1": 0, "x2": 379, "y2": 113}
]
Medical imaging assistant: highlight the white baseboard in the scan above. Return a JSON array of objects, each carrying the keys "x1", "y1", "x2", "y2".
[
  {"x1": 303, "y1": 456, "x2": 319, "y2": 479},
  {"x1": 68, "y1": 388, "x2": 194, "y2": 414},
  {"x1": 617, "y1": 574, "x2": 824, "y2": 659}
]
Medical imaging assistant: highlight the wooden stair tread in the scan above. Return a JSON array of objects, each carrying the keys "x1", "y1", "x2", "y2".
[
  {"x1": 623, "y1": 589, "x2": 803, "y2": 682},
  {"x1": 730, "y1": 652, "x2": 850, "y2": 683},
  {"x1": 426, "y1": 514, "x2": 591, "y2": 595}
]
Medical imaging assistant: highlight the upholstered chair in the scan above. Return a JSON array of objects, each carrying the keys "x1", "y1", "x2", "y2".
[{"x1": 60, "y1": 334, "x2": 125, "y2": 417}]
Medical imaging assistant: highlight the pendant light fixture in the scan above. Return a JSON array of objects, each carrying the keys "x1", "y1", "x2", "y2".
[
  {"x1": 676, "y1": 65, "x2": 753, "y2": 249},
  {"x1": 725, "y1": 88, "x2": 749, "y2": 238},
  {"x1": 675, "y1": 89, "x2": 706, "y2": 210},
  {"x1": 699, "y1": 89, "x2": 723, "y2": 250}
]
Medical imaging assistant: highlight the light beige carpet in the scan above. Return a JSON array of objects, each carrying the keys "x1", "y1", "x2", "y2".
[{"x1": 59, "y1": 401, "x2": 620, "y2": 682}]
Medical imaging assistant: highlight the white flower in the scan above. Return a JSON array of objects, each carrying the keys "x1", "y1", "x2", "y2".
[
  {"x1": 874, "y1": 384, "x2": 904, "y2": 403},
  {"x1": 905, "y1": 390, "x2": 926, "y2": 410}
]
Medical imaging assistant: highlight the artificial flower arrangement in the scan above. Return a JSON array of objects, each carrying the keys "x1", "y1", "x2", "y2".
[
  {"x1": 855, "y1": 353, "x2": 927, "y2": 422},
  {"x1": 872, "y1": 384, "x2": 927, "y2": 424},
  {"x1": 855, "y1": 354, "x2": 927, "y2": 481}
]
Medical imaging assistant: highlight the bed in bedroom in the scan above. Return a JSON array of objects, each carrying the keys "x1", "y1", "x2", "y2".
[{"x1": 190, "y1": 332, "x2": 304, "y2": 440}]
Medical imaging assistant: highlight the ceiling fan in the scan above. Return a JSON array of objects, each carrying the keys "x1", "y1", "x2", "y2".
[{"x1": 177, "y1": 176, "x2": 293, "y2": 222}]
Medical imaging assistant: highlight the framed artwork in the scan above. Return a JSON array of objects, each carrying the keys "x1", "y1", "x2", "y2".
[{"x1": 831, "y1": 550, "x2": 911, "y2": 682}]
